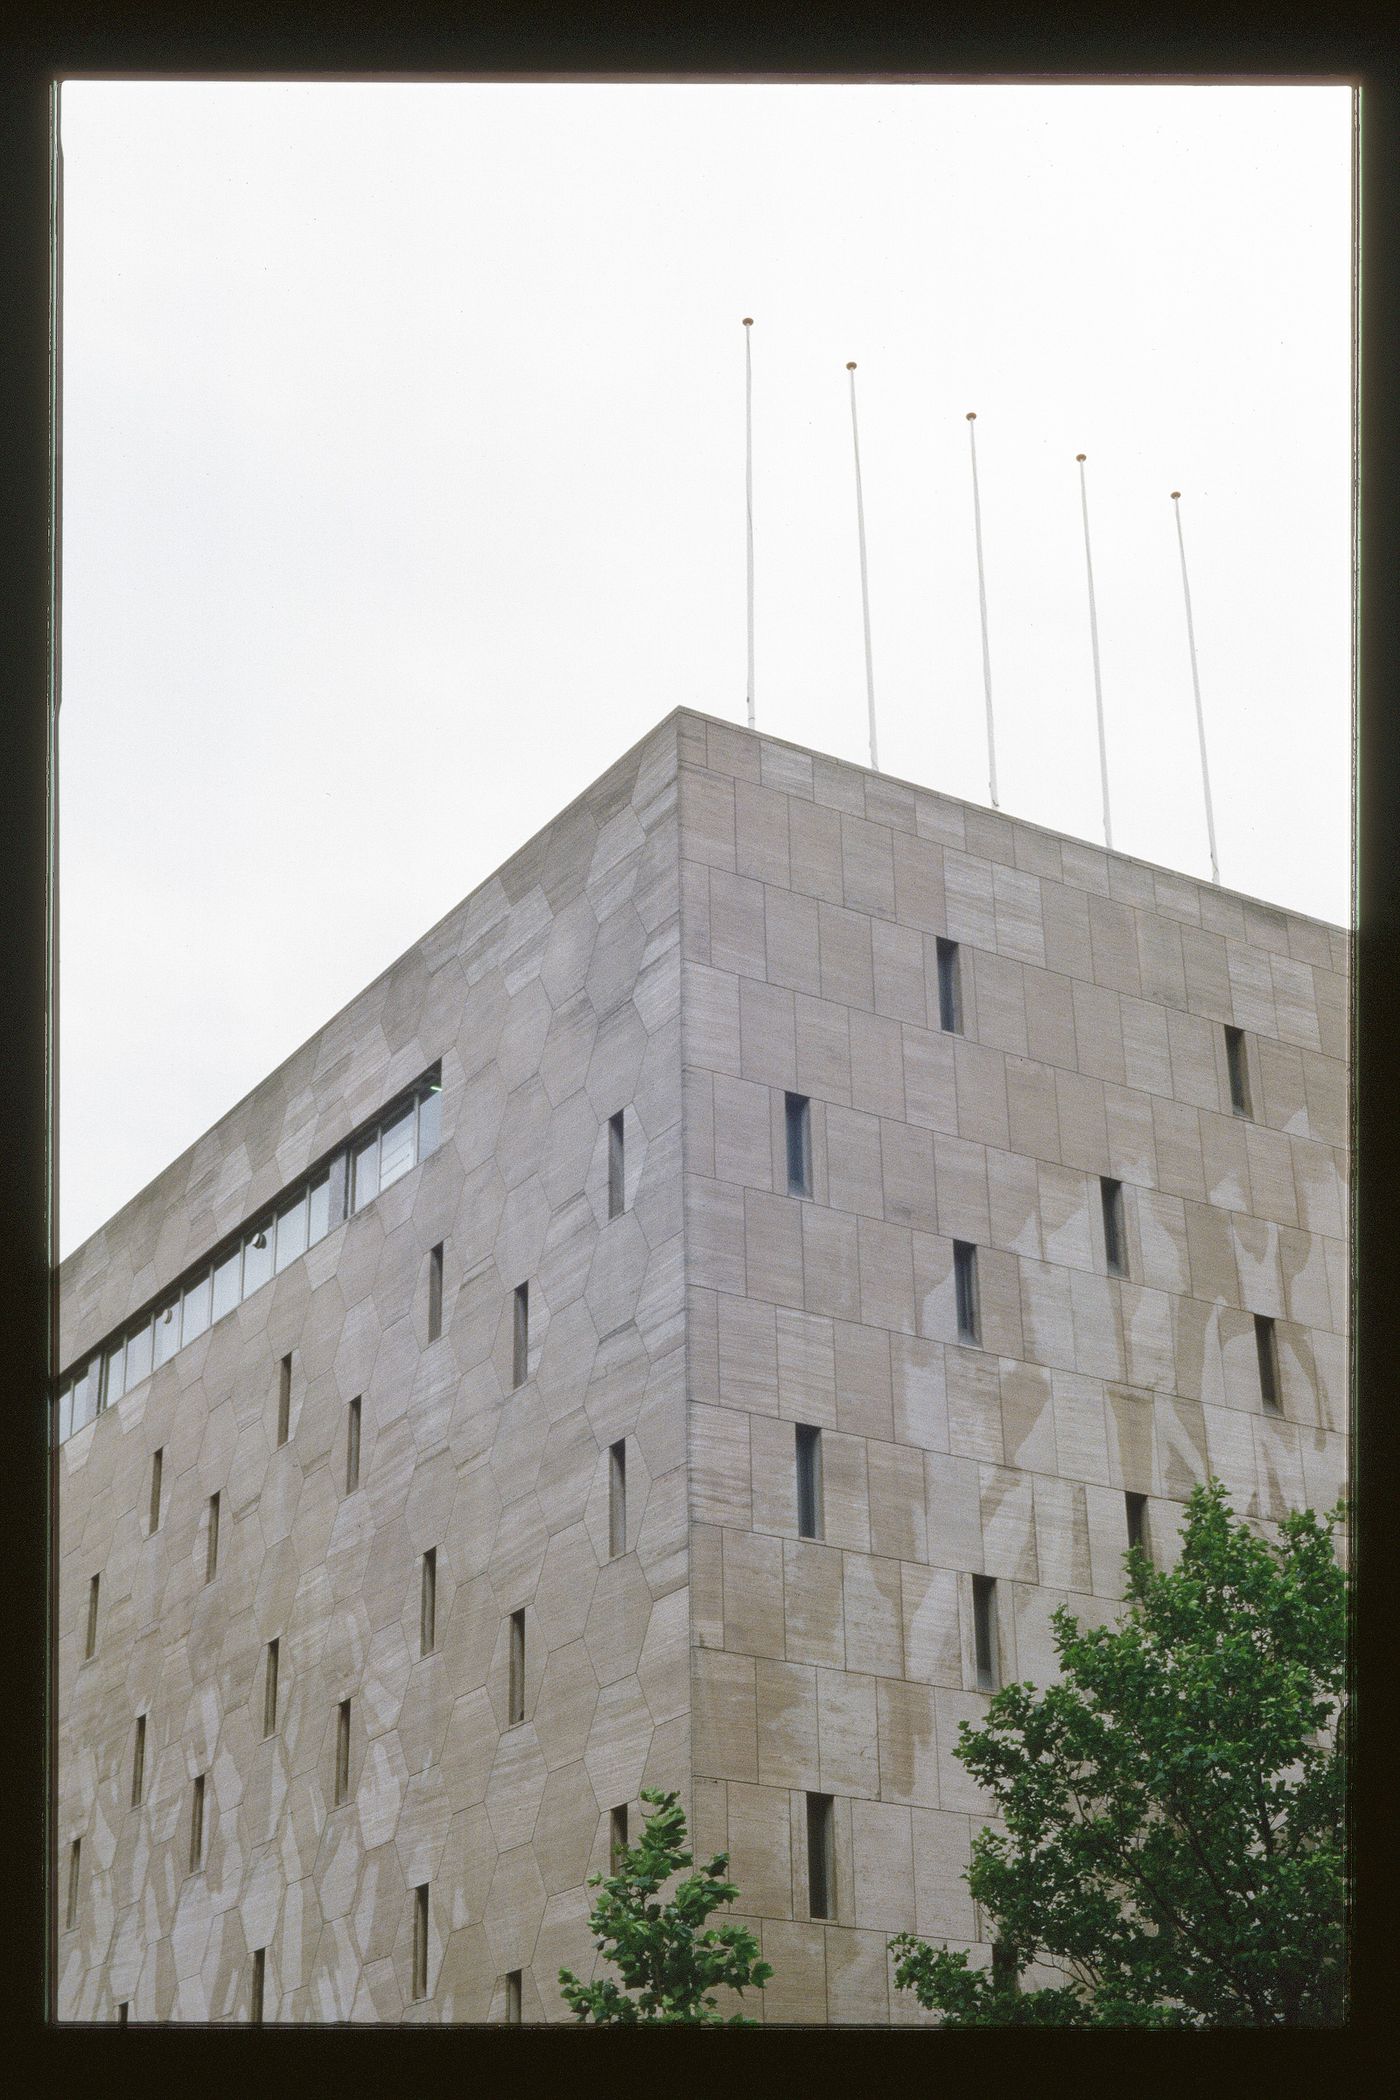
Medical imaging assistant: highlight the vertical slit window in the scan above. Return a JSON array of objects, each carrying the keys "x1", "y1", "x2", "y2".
[
  {"x1": 806, "y1": 1794, "x2": 834, "y2": 1920},
  {"x1": 1255, "y1": 1314, "x2": 1281, "y2": 1413},
  {"x1": 66, "y1": 1838, "x2": 81, "y2": 1929},
  {"x1": 1101, "y1": 1177, "x2": 1127, "y2": 1278},
  {"x1": 608, "y1": 1109, "x2": 626, "y2": 1219},
  {"x1": 189, "y1": 1774, "x2": 205, "y2": 1873},
  {"x1": 251, "y1": 1946, "x2": 265, "y2": 2025},
  {"x1": 972, "y1": 1574, "x2": 998, "y2": 1692},
  {"x1": 57, "y1": 1379, "x2": 73, "y2": 1445},
  {"x1": 421, "y1": 1549, "x2": 437, "y2": 1658},
  {"x1": 277, "y1": 1354, "x2": 292, "y2": 1447},
  {"x1": 1125, "y1": 1491, "x2": 1149, "y2": 1559},
  {"x1": 936, "y1": 937, "x2": 963, "y2": 1034},
  {"x1": 992, "y1": 1940, "x2": 1019, "y2": 1995},
  {"x1": 335, "y1": 1699, "x2": 351, "y2": 1806},
  {"x1": 117, "y1": 2003, "x2": 129, "y2": 2026},
  {"x1": 796, "y1": 1424, "x2": 824, "y2": 1541},
  {"x1": 505, "y1": 1969, "x2": 522, "y2": 2024},
  {"x1": 148, "y1": 1447, "x2": 164, "y2": 1535},
  {"x1": 785, "y1": 1092, "x2": 813, "y2": 1198},
  {"x1": 206, "y1": 1492, "x2": 221, "y2": 1583},
  {"x1": 610, "y1": 1802, "x2": 629, "y2": 1873},
  {"x1": 346, "y1": 1397, "x2": 362, "y2": 1494},
  {"x1": 131, "y1": 1714, "x2": 147, "y2": 1807},
  {"x1": 512, "y1": 1283, "x2": 529, "y2": 1389},
  {"x1": 428, "y1": 1243, "x2": 444, "y2": 1343},
  {"x1": 412, "y1": 1884, "x2": 429, "y2": 2002},
  {"x1": 954, "y1": 1241, "x2": 981, "y2": 1345},
  {"x1": 508, "y1": 1608, "x2": 526, "y2": 1725},
  {"x1": 608, "y1": 1440, "x2": 627, "y2": 1559},
  {"x1": 1225, "y1": 1024, "x2": 1251, "y2": 1118},
  {"x1": 85, "y1": 1573, "x2": 99, "y2": 1660},
  {"x1": 263, "y1": 1638, "x2": 280, "y2": 1738}
]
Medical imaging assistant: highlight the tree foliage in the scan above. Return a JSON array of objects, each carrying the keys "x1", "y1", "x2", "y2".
[
  {"x1": 558, "y1": 1787, "x2": 773, "y2": 2023},
  {"x1": 891, "y1": 1480, "x2": 1346, "y2": 2027}
]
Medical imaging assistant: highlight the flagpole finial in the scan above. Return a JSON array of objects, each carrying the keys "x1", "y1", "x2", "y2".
[
  {"x1": 966, "y1": 410, "x2": 976, "y2": 421},
  {"x1": 1076, "y1": 452, "x2": 1087, "y2": 463},
  {"x1": 846, "y1": 361, "x2": 857, "y2": 370},
  {"x1": 743, "y1": 317, "x2": 753, "y2": 326},
  {"x1": 1170, "y1": 489, "x2": 1181, "y2": 500}
]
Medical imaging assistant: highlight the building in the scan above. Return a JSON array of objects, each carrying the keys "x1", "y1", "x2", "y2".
[{"x1": 54, "y1": 707, "x2": 1350, "y2": 2024}]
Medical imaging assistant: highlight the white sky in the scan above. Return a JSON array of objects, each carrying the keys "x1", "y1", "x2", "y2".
[{"x1": 57, "y1": 81, "x2": 1353, "y2": 1258}]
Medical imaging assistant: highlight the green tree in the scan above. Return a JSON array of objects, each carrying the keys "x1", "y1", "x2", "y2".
[
  {"x1": 558, "y1": 1787, "x2": 773, "y2": 2024},
  {"x1": 891, "y1": 1479, "x2": 1346, "y2": 2027}
]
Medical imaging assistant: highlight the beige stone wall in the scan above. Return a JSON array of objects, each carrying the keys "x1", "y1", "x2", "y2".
[
  {"x1": 57, "y1": 715, "x2": 688, "y2": 2021},
  {"x1": 56, "y1": 704, "x2": 1348, "y2": 2024},
  {"x1": 677, "y1": 710, "x2": 1348, "y2": 2024}
]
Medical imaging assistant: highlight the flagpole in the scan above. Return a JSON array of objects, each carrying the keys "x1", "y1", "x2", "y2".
[
  {"x1": 743, "y1": 319, "x2": 755, "y2": 730},
  {"x1": 967, "y1": 412, "x2": 998, "y2": 808},
  {"x1": 1171, "y1": 490, "x2": 1220, "y2": 885},
  {"x1": 1076, "y1": 452, "x2": 1113, "y2": 850},
  {"x1": 847, "y1": 362, "x2": 878, "y2": 771}
]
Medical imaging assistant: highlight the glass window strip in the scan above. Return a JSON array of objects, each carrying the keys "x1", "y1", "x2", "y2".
[{"x1": 57, "y1": 1065, "x2": 443, "y2": 1441}]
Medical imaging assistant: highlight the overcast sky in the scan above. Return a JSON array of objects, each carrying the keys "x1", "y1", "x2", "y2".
[{"x1": 57, "y1": 81, "x2": 1353, "y2": 1258}]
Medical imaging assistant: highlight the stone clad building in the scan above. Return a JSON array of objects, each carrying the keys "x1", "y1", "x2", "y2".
[{"x1": 54, "y1": 707, "x2": 1350, "y2": 2024}]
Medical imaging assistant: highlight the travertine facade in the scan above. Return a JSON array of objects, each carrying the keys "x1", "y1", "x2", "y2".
[{"x1": 56, "y1": 708, "x2": 1349, "y2": 2023}]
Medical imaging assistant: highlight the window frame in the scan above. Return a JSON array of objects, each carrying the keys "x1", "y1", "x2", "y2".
[{"x1": 785, "y1": 1091, "x2": 813, "y2": 1199}]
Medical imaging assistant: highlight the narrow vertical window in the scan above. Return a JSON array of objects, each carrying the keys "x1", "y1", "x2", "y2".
[
  {"x1": 954, "y1": 1240, "x2": 981, "y2": 1345},
  {"x1": 505, "y1": 1969, "x2": 522, "y2": 2024},
  {"x1": 335, "y1": 1698, "x2": 351, "y2": 1806},
  {"x1": 796, "y1": 1423, "x2": 824, "y2": 1541},
  {"x1": 806, "y1": 1793, "x2": 834, "y2": 1920},
  {"x1": 131, "y1": 1714, "x2": 147, "y2": 1807},
  {"x1": 117, "y1": 2003, "x2": 129, "y2": 2026},
  {"x1": 1101, "y1": 1177, "x2": 1127, "y2": 1278},
  {"x1": 65, "y1": 1838, "x2": 81, "y2": 1929},
  {"x1": 1225, "y1": 1024, "x2": 1251, "y2": 1118},
  {"x1": 205, "y1": 1492, "x2": 221, "y2": 1583},
  {"x1": 512, "y1": 1283, "x2": 529, "y2": 1389},
  {"x1": 992, "y1": 1940, "x2": 1020, "y2": 1995},
  {"x1": 427, "y1": 1243, "x2": 444, "y2": 1343},
  {"x1": 189, "y1": 1773, "x2": 206, "y2": 1873},
  {"x1": 608, "y1": 1110, "x2": 626, "y2": 1220},
  {"x1": 608, "y1": 1439, "x2": 627, "y2": 1559},
  {"x1": 508, "y1": 1608, "x2": 526, "y2": 1726},
  {"x1": 250, "y1": 1946, "x2": 265, "y2": 2026},
  {"x1": 85, "y1": 1573, "x2": 100, "y2": 1659},
  {"x1": 346, "y1": 1396, "x2": 362, "y2": 1494},
  {"x1": 148, "y1": 1447, "x2": 164, "y2": 1535},
  {"x1": 276, "y1": 1354, "x2": 292, "y2": 1447},
  {"x1": 263, "y1": 1638, "x2": 280, "y2": 1738},
  {"x1": 1125, "y1": 1491, "x2": 1149, "y2": 1559},
  {"x1": 412, "y1": 1884, "x2": 429, "y2": 2002},
  {"x1": 1255, "y1": 1314, "x2": 1281, "y2": 1414},
  {"x1": 421, "y1": 1549, "x2": 437, "y2": 1657},
  {"x1": 785, "y1": 1091, "x2": 813, "y2": 1198},
  {"x1": 610, "y1": 1802, "x2": 629, "y2": 1872},
  {"x1": 936, "y1": 937, "x2": 963, "y2": 1034},
  {"x1": 972, "y1": 1574, "x2": 999, "y2": 1692}
]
